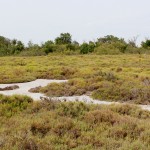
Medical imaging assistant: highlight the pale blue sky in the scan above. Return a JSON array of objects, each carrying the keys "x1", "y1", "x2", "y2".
[{"x1": 0, "y1": 0, "x2": 150, "y2": 45}]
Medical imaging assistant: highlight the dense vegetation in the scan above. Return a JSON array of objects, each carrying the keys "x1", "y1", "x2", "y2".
[
  {"x1": 0, "y1": 55, "x2": 149, "y2": 105},
  {"x1": 0, "y1": 35, "x2": 150, "y2": 149},
  {"x1": 0, "y1": 33, "x2": 150, "y2": 56},
  {"x1": 0, "y1": 95, "x2": 150, "y2": 150}
]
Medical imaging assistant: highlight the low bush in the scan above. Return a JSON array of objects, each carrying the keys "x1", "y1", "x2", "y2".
[
  {"x1": 0, "y1": 98, "x2": 150, "y2": 149},
  {"x1": 0, "y1": 94, "x2": 33, "y2": 117},
  {"x1": 0, "y1": 55, "x2": 150, "y2": 105},
  {"x1": 92, "y1": 81, "x2": 150, "y2": 104}
]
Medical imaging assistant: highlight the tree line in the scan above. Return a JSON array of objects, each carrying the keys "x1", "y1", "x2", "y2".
[{"x1": 0, "y1": 33, "x2": 150, "y2": 56}]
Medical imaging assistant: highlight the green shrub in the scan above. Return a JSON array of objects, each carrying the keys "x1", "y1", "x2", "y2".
[
  {"x1": 0, "y1": 94, "x2": 33, "y2": 117},
  {"x1": 80, "y1": 43, "x2": 95, "y2": 54},
  {"x1": 0, "y1": 100, "x2": 150, "y2": 149}
]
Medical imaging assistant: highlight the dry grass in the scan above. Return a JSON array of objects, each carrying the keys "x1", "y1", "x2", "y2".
[
  {"x1": 0, "y1": 54, "x2": 150, "y2": 104},
  {"x1": 0, "y1": 96, "x2": 150, "y2": 149}
]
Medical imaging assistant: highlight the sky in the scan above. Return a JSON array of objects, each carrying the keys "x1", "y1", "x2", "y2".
[{"x1": 0, "y1": 0, "x2": 150, "y2": 45}]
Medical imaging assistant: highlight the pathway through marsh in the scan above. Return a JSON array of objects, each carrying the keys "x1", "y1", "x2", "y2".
[
  {"x1": 0, "y1": 79, "x2": 67, "y2": 100},
  {"x1": 0, "y1": 79, "x2": 150, "y2": 111}
]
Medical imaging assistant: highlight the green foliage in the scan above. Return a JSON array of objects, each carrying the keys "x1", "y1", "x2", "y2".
[
  {"x1": 11, "y1": 40, "x2": 24, "y2": 54},
  {"x1": 0, "y1": 99, "x2": 150, "y2": 149},
  {"x1": 92, "y1": 80, "x2": 150, "y2": 104},
  {"x1": 66, "y1": 43, "x2": 79, "y2": 51},
  {"x1": 1, "y1": 34, "x2": 150, "y2": 55},
  {"x1": 95, "y1": 35, "x2": 127, "y2": 54},
  {"x1": 0, "y1": 94, "x2": 33, "y2": 117},
  {"x1": 19, "y1": 41, "x2": 46, "y2": 56},
  {"x1": 0, "y1": 55, "x2": 150, "y2": 105},
  {"x1": 94, "y1": 44, "x2": 121, "y2": 54},
  {"x1": 0, "y1": 36, "x2": 11, "y2": 56},
  {"x1": 0, "y1": 36, "x2": 25, "y2": 56},
  {"x1": 55, "y1": 33, "x2": 72, "y2": 45},
  {"x1": 80, "y1": 42, "x2": 95, "y2": 54},
  {"x1": 37, "y1": 78, "x2": 87, "y2": 97},
  {"x1": 141, "y1": 39, "x2": 150, "y2": 48},
  {"x1": 108, "y1": 104, "x2": 150, "y2": 119},
  {"x1": 42, "y1": 40, "x2": 55, "y2": 54},
  {"x1": 97, "y1": 35, "x2": 124, "y2": 44},
  {"x1": 80, "y1": 43, "x2": 89, "y2": 54}
]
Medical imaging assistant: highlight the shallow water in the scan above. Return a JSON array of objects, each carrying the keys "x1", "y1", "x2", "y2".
[{"x1": 0, "y1": 79, "x2": 150, "y2": 111}]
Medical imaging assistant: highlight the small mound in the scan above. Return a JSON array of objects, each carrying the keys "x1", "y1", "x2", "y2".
[
  {"x1": 28, "y1": 86, "x2": 41, "y2": 93},
  {"x1": 0, "y1": 85, "x2": 19, "y2": 91}
]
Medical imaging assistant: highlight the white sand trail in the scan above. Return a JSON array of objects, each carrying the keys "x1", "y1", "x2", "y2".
[
  {"x1": 0, "y1": 79, "x2": 150, "y2": 111},
  {"x1": 0, "y1": 79, "x2": 67, "y2": 100}
]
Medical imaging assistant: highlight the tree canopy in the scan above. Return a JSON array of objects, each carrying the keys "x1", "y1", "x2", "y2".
[
  {"x1": 0, "y1": 33, "x2": 150, "y2": 56},
  {"x1": 55, "y1": 33, "x2": 72, "y2": 45}
]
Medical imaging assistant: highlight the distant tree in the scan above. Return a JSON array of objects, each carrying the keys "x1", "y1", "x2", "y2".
[
  {"x1": 96, "y1": 35, "x2": 127, "y2": 53},
  {"x1": 141, "y1": 39, "x2": 150, "y2": 48},
  {"x1": 128, "y1": 40, "x2": 137, "y2": 48},
  {"x1": 0, "y1": 36, "x2": 11, "y2": 55},
  {"x1": 27, "y1": 41, "x2": 41, "y2": 50},
  {"x1": 88, "y1": 41, "x2": 96, "y2": 53},
  {"x1": 66, "y1": 41, "x2": 79, "y2": 51},
  {"x1": 12, "y1": 39, "x2": 17, "y2": 45},
  {"x1": 66, "y1": 43, "x2": 76, "y2": 51},
  {"x1": 72, "y1": 40, "x2": 79, "y2": 46},
  {"x1": 0, "y1": 36, "x2": 11, "y2": 46},
  {"x1": 80, "y1": 43, "x2": 89, "y2": 54},
  {"x1": 11, "y1": 40, "x2": 24, "y2": 54},
  {"x1": 55, "y1": 33, "x2": 72, "y2": 45},
  {"x1": 80, "y1": 42, "x2": 95, "y2": 54},
  {"x1": 27, "y1": 41, "x2": 34, "y2": 48},
  {"x1": 97, "y1": 35, "x2": 126, "y2": 44},
  {"x1": 128, "y1": 36, "x2": 138, "y2": 48},
  {"x1": 42, "y1": 40, "x2": 55, "y2": 54},
  {"x1": 16, "y1": 41, "x2": 24, "y2": 52}
]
